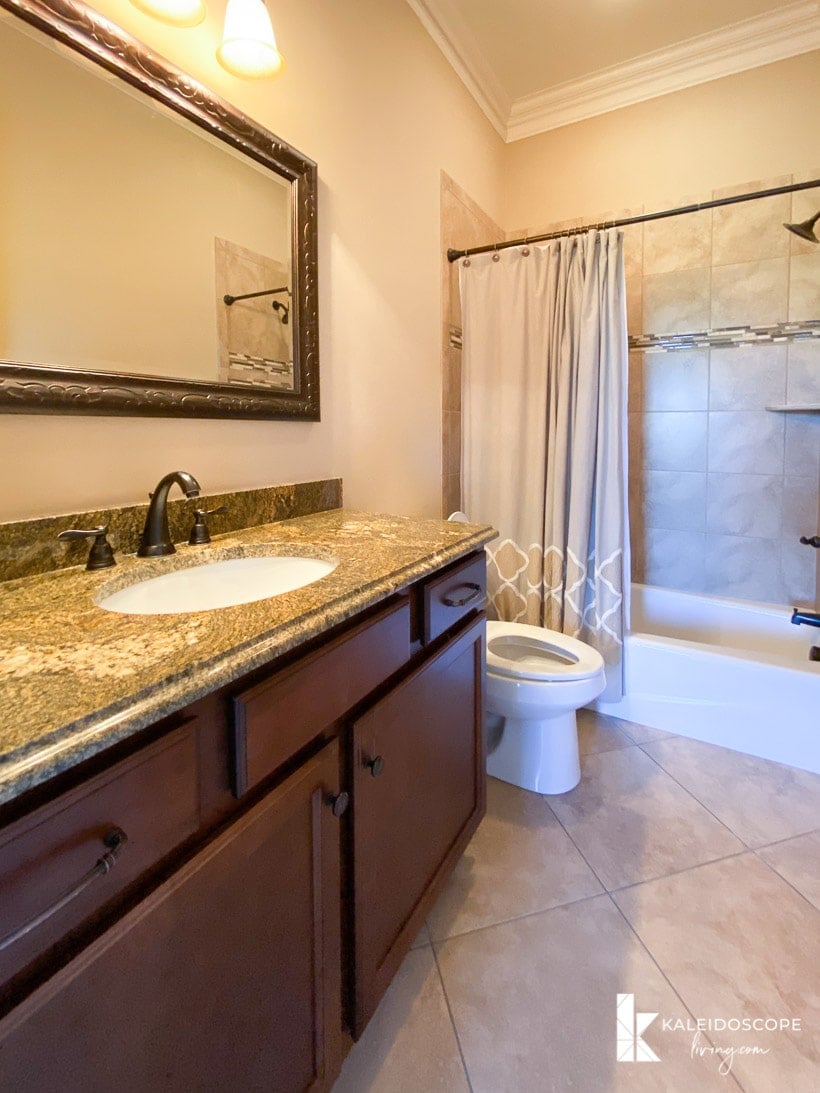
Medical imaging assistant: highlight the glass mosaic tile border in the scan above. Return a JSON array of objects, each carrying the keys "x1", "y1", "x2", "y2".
[{"x1": 629, "y1": 320, "x2": 820, "y2": 353}]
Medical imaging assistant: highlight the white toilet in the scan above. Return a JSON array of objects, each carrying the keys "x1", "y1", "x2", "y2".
[{"x1": 485, "y1": 620, "x2": 606, "y2": 795}]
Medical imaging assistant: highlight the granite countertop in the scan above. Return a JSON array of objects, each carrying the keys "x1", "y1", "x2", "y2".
[{"x1": 0, "y1": 509, "x2": 495, "y2": 806}]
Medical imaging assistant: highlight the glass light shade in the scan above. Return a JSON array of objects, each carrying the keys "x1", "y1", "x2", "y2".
[
  {"x1": 217, "y1": 0, "x2": 284, "y2": 79},
  {"x1": 129, "y1": 0, "x2": 206, "y2": 27}
]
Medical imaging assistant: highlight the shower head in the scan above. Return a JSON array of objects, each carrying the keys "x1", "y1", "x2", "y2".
[{"x1": 783, "y1": 211, "x2": 820, "y2": 243}]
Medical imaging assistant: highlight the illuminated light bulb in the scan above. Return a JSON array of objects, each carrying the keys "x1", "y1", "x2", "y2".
[
  {"x1": 217, "y1": 0, "x2": 284, "y2": 79},
  {"x1": 129, "y1": 0, "x2": 206, "y2": 28}
]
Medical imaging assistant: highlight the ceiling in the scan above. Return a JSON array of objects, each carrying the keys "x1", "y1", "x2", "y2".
[{"x1": 406, "y1": 0, "x2": 820, "y2": 140}]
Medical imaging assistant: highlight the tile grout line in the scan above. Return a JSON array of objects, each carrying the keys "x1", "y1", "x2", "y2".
[
  {"x1": 429, "y1": 942, "x2": 475, "y2": 1093},
  {"x1": 748, "y1": 847, "x2": 820, "y2": 914},
  {"x1": 605, "y1": 890, "x2": 747, "y2": 1092},
  {"x1": 751, "y1": 824, "x2": 820, "y2": 851},
  {"x1": 635, "y1": 742, "x2": 756, "y2": 850},
  {"x1": 606, "y1": 847, "x2": 752, "y2": 897},
  {"x1": 427, "y1": 886, "x2": 609, "y2": 946}
]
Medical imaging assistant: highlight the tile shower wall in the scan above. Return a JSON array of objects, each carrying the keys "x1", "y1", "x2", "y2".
[
  {"x1": 630, "y1": 174, "x2": 820, "y2": 606},
  {"x1": 443, "y1": 172, "x2": 819, "y2": 606}
]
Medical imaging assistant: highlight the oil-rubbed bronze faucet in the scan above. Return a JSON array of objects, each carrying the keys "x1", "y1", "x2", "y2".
[{"x1": 137, "y1": 471, "x2": 201, "y2": 557}]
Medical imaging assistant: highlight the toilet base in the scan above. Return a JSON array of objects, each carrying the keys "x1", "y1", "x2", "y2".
[{"x1": 486, "y1": 710, "x2": 581, "y2": 795}]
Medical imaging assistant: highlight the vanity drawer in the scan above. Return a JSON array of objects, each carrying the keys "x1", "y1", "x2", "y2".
[
  {"x1": 0, "y1": 724, "x2": 200, "y2": 990},
  {"x1": 422, "y1": 552, "x2": 487, "y2": 644},
  {"x1": 232, "y1": 597, "x2": 411, "y2": 796}
]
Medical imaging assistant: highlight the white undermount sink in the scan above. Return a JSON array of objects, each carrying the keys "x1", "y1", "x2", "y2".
[{"x1": 97, "y1": 554, "x2": 338, "y2": 615}]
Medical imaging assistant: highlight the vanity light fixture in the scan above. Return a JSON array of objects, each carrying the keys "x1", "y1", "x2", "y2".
[
  {"x1": 217, "y1": 0, "x2": 284, "y2": 79},
  {"x1": 129, "y1": 0, "x2": 206, "y2": 28}
]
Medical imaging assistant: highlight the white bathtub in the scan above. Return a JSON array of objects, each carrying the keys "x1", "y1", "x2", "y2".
[{"x1": 596, "y1": 584, "x2": 820, "y2": 774}]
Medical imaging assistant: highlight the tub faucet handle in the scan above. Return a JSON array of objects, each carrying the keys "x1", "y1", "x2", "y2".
[{"x1": 799, "y1": 535, "x2": 820, "y2": 548}]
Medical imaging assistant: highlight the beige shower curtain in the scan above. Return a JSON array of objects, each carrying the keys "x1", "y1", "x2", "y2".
[{"x1": 460, "y1": 229, "x2": 629, "y2": 693}]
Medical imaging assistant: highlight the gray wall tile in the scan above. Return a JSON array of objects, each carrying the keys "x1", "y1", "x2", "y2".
[
  {"x1": 784, "y1": 414, "x2": 820, "y2": 477},
  {"x1": 709, "y1": 344, "x2": 786, "y2": 411},
  {"x1": 643, "y1": 209, "x2": 711, "y2": 275},
  {"x1": 643, "y1": 350, "x2": 708, "y2": 411},
  {"x1": 786, "y1": 340, "x2": 820, "y2": 406},
  {"x1": 789, "y1": 252, "x2": 820, "y2": 322},
  {"x1": 706, "y1": 473, "x2": 783, "y2": 539},
  {"x1": 708, "y1": 411, "x2": 784, "y2": 475},
  {"x1": 711, "y1": 192, "x2": 790, "y2": 266},
  {"x1": 644, "y1": 411, "x2": 708, "y2": 471},
  {"x1": 782, "y1": 476, "x2": 819, "y2": 542},
  {"x1": 645, "y1": 470, "x2": 707, "y2": 531},
  {"x1": 780, "y1": 540, "x2": 817, "y2": 605},
  {"x1": 704, "y1": 535, "x2": 783, "y2": 603},
  {"x1": 711, "y1": 258, "x2": 788, "y2": 328},
  {"x1": 645, "y1": 528, "x2": 706, "y2": 592},
  {"x1": 643, "y1": 267, "x2": 710, "y2": 335}
]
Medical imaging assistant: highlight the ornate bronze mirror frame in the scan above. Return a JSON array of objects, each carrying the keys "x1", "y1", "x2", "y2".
[{"x1": 0, "y1": 0, "x2": 319, "y2": 420}]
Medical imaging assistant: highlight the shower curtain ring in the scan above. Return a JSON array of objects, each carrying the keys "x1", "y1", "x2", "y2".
[
  {"x1": 521, "y1": 235, "x2": 530, "y2": 256},
  {"x1": 492, "y1": 243, "x2": 500, "y2": 262}
]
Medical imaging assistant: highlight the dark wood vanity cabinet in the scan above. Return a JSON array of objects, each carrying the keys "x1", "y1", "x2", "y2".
[
  {"x1": 0, "y1": 741, "x2": 344, "y2": 1092},
  {"x1": 0, "y1": 551, "x2": 487, "y2": 1091},
  {"x1": 351, "y1": 616, "x2": 485, "y2": 1034}
]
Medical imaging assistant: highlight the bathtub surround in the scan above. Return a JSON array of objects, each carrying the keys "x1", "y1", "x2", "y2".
[
  {"x1": 0, "y1": 479, "x2": 341, "y2": 582},
  {"x1": 632, "y1": 176, "x2": 820, "y2": 606},
  {"x1": 460, "y1": 231, "x2": 629, "y2": 683}
]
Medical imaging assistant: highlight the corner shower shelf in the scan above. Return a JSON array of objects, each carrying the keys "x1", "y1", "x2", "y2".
[{"x1": 765, "y1": 404, "x2": 820, "y2": 413}]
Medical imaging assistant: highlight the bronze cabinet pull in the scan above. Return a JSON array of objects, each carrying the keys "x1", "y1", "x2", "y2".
[
  {"x1": 0, "y1": 828, "x2": 128, "y2": 953},
  {"x1": 441, "y1": 583, "x2": 483, "y2": 608}
]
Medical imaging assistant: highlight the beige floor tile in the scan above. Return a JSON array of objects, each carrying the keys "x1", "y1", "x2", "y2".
[
  {"x1": 436, "y1": 894, "x2": 739, "y2": 1092},
  {"x1": 756, "y1": 830, "x2": 820, "y2": 910},
  {"x1": 613, "y1": 854, "x2": 820, "y2": 1091},
  {"x1": 614, "y1": 717, "x2": 677, "y2": 746},
  {"x1": 332, "y1": 948, "x2": 468, "y2": 1093},
  {"x1": 577, "y1": 708, "x2": 636, "y2": 754},
  {"x1": 426, "y1": 777, "x2": 602, "y2": 941},
  {"x1": 546, "y1": 747, "x2": 742, "y2": 890},
  {"x1": 641, "y1": 735, "x2": 820, "y2": 847}
]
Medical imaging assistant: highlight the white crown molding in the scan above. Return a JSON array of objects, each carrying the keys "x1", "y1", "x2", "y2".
[
  {"x1": 507, "y1": 1, "x2": 820, "y2": 141},
  {"x1": 404, "y1": 0, "x2": 511, "y2": 138},
  {"x1": 406, "y1": 1, "x2": 820, "y2": 143}
]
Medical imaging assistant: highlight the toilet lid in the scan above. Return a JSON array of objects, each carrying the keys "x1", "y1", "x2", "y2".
[{"x1": 486, "y1": 620, "x2": 605, "y2": 681}]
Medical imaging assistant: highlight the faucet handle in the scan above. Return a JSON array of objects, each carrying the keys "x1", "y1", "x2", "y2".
[
  {"x1": 188, "y1": 505, "x2": 228, "y2": 546},
  {"x1": 799, "y1": 535, "x2": 820, "y2": 548},
  {"x1": 58, "y1": 525, "x2": 116, "y2": 570}
]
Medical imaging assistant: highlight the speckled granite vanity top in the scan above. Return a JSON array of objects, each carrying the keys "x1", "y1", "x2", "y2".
[{"x1": 0, "y1": 509, "x2": 495, "y2": 805}]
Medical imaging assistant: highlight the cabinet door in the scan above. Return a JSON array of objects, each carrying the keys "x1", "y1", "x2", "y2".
[
  {"x1": 0, "y1": 741, "x2": 344, "y2": 1093},
  {"x1": 351, "y1": 616, "x2": 485, "y2": 1034}
]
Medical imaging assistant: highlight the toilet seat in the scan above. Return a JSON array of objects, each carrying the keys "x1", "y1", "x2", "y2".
[{"x1": 486, "y1": 620, "x2": 604, "y2": 682}]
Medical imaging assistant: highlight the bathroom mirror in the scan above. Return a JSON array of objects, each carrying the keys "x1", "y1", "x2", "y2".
[{"x1": 0, "y1": 0, "x2": 319, "y2": 420}]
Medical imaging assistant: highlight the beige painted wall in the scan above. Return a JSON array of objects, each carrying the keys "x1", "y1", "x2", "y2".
[
  {"x1": 0, "y1": 0, "x2": 504, "y2": 521},
  {"x1": 504, "y1": 51, "x2": 820, "y2": 232}
]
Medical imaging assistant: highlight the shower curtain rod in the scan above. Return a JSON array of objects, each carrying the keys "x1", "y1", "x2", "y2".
[{"x1": 446, "y1": 178, "x2": 820, "y2": 262}]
